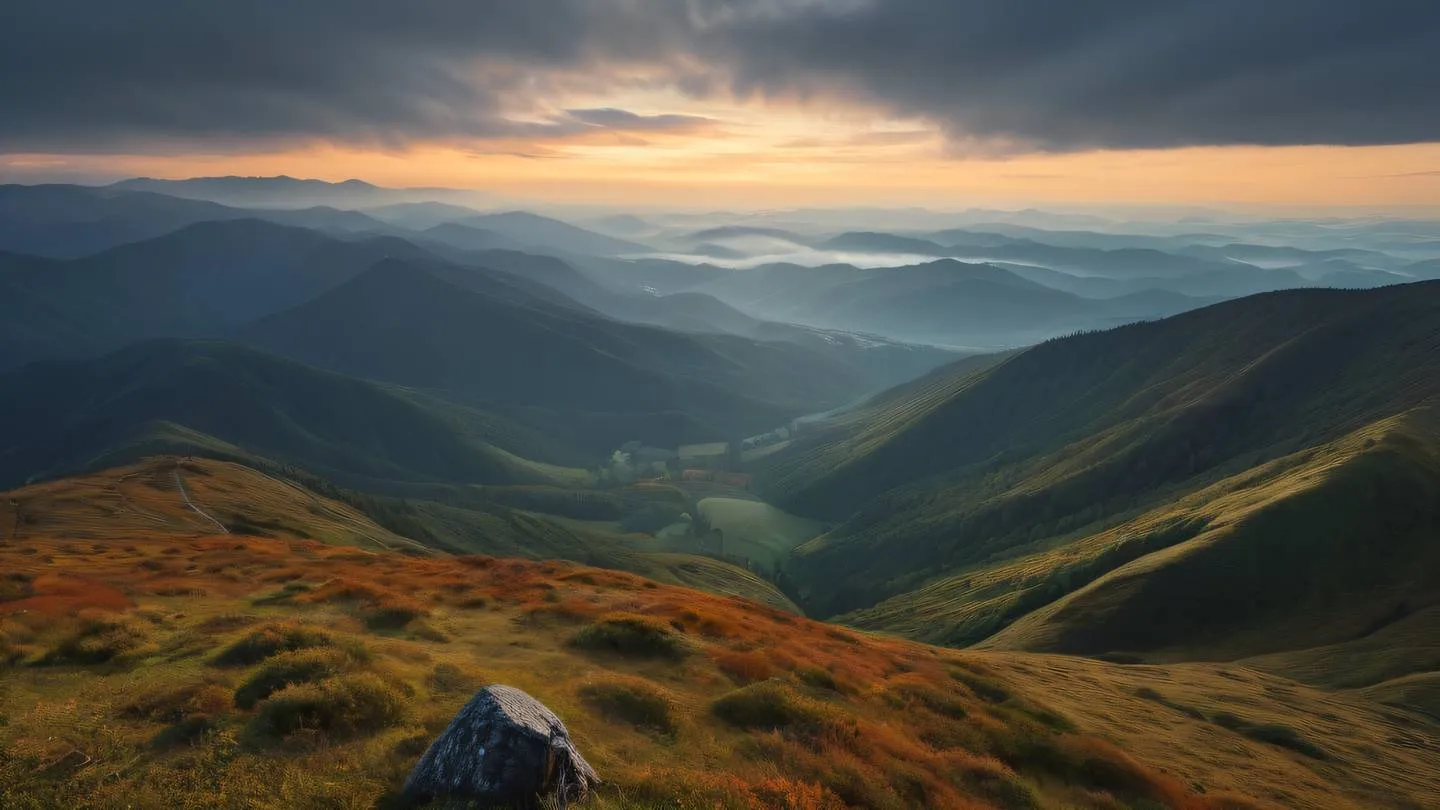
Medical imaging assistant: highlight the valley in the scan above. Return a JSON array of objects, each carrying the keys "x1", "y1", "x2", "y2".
[
  {"x1": 3, "y1": 460, "x2": 1438, "y2": 809},
  {"x1": 2, "y1": 176, "x2": 1440, "y2": 808}
]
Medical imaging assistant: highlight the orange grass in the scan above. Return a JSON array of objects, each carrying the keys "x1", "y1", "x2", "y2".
[{"x1": 0, "y1": 460, "x2": 1432, "y2": 809}]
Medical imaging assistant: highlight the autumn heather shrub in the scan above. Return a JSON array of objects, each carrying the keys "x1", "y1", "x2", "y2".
[
  {"x1": 675, "y1": 607, "x2": 745, "y2": 640},
  {"x1": 713, "y1": 648, "x2": 778, "y2": 685},
  {"x1": 298, "y1": 577, "x2": 430, "y2": 631},
  {"x1": 213, "y1": 622, "x2": 333, "y2": 667},
  {"x1": 578, "y1": 676, "x2": 676, "y2": 734},
  {"x1": 570, "y1": 612, "x2": 687, "y2": 659},
  {"x1": 750, "y1": 778, "x2": 847, "y2": 810},
  {"x1": 251, "y1": 672, "x2": 408, "y2": 741},
  {"x1": 233, "y1": 649, "x2": 350, "y2": 709}
]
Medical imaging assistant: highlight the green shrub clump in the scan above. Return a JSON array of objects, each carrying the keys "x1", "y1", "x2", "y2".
[
  {"x1": 233, "y1": 649, "x2": 349, "y2": 709},
  {"x1": 711, "y1": 682, "x2": 827, "y2": 731},
  {"x1": 570, "y1": 613, "x2": 687, "y2": 659},
  {"x1": 214, "y1": 622, "x2": 332, "y2": 667},
  {"x1": 41, "y1": 613, "x2": 152, "y2": 665},
  {"x1": 251, "y1": 673, "x2": 408, "y2": 740}
]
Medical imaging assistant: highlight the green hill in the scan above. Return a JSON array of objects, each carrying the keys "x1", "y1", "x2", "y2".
[
  {"x1": 978, "y1": 408, "x2": 1440, "y2": 659},
  {"x1": 0, "y1": 219, "x2": 597, "y2": 370},
  {"x1": 460, "y1": 210, "x2": 652, "y2": 255},
  {"x1": 240, "y1": 258, "x2": 927, "y2": 453},
  {"x1": 758, "y1": 282, "x2": 1440, "y2": 670},
  {"x1": 0, "y1": 340, "x2": 585, "y2": 492},
  {"x1": 0, "y1": 220, "x2": 428, "y2": 368}
]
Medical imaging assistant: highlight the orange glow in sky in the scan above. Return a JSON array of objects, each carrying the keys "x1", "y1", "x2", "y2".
[{"x1": 5, "y1": 92, "x2": 1439, "y2": 211}]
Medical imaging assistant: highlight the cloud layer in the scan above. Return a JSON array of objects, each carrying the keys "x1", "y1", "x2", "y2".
[{"x1": 3, "y1": 0, "x2": 1438, "y2": 154}]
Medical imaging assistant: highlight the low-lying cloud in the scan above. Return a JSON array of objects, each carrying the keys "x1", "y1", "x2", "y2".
[{"x1": 638, "y1": 238, "x2": 939, "y2": 270}]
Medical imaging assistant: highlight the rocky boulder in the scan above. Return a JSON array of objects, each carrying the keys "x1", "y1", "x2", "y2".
[{"x1": 402, "y1": 684, "x2": 598, "y2": 808}]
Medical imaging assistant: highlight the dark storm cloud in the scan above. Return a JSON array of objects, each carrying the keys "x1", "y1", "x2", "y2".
[
  {"x1": 3, "y1": 0, "x2": 1439, "y2": 153},
  {"x1": 0, "y1": 0, "x2": 696, "y2": 152},
  {"x1": 693, "y1": 0, "x2": 1440, "y2": 151}
]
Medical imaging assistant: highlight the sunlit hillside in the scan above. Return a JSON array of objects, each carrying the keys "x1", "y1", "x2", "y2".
[{"x1": 4, "y1": 460, "x2": 1437, "y2": 808}]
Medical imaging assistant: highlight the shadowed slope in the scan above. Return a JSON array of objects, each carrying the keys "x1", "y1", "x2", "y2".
[
  {"x1": 241, "y1": 259, "x2": 927, "y2": 453},
  {"x1": 0, "y1": 340, "x2": 584, "y2": 492}
]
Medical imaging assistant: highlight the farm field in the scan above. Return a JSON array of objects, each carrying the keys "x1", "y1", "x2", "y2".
[{"x1": 696, "y1": 497, "x2": 825, "y2": 572}]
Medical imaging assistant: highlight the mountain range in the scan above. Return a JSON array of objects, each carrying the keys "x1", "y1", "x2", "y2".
[{"x1": 4, "y1": 176, "x2": 1440, "y2": 809}]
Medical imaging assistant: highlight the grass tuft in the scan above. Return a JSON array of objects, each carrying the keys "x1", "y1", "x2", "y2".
[
  {"x1": 250, "y1": 672, "x2": 408, "y2": 741},
  {"x1": 233, "y1": 649, "x2": 350, "y2": 709},
  {"x1": 570, "y1": 612, "x2": 687, "y2": 659},
  {"x1": 40, "y1": 612, "x2": 152, "y2": 665},
  {"x1": 213, "y1": 622, "x2": 333, "y2": 667},
  {"x1": 713, "y1": 649, "x2": 778, "y2": 685},
  {"x1": 711, "y1": 682, "x2": 829, "y2": 732}
]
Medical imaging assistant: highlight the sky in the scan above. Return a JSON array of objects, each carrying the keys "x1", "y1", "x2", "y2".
[{"x1": 3, "y1": 0, "x2": 1439, "y2": 211}]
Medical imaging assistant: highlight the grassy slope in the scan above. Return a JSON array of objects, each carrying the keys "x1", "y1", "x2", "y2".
[
  {"x1": 0, "y1": 340, "x2": 590, "y2": 493},
  {"x1": 845, "y1": 407, "x2": 1440, "y2": 653},
  {"x1": 0, "y1": 457, "x2": 414, "y2": 553},
  {"x1": 976, "y1": 408, "x2": 1440, "y2": 660},
  {"x1": 759, "y1": 283, "x2": 1440, "y2": 642},
  {"x1": 3, "y1": 469, "x2": 1437, "y2": 809},
  {"x1": 0, "y1": 458, "x2": 797, "y2": 615}
]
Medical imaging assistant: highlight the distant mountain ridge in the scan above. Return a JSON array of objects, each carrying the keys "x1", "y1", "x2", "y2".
[
  {"x1": 238, "y1": 258, "x2": 943, "y2": 453},
  {"x1": 460, "y1": 211, "x2": 653, "y2": 256},
  {"x1": 0, "y1": 183, "x2": 397, "y2": 257},
  {"x1": 110, "y1": 175, "x2": 484, "y2": 210},
  {"x1": 691, "y1": 258, "x2": 1203, "y2": 347},
  {"x1": 0, "y1": 219, "x2": 431, "y2": 368}
]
